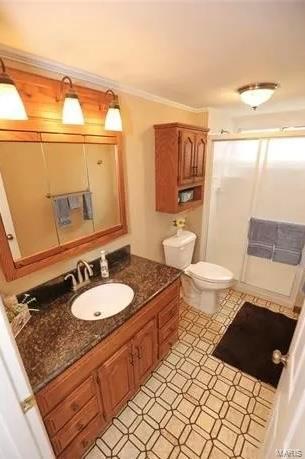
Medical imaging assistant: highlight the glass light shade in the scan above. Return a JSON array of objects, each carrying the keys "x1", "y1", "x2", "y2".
[
  {"x1": 62, "y1": 95, "x2": 84, "y2": 125},
  {"x1": 104, "y1": 107, "x2": 122, "y2": 131},
  {"x1": 0, "y1": 81, "x2": 28, "y2": 120},
  {"x1": 240, "y1": 88, "x2": 275, "y2": 108}
]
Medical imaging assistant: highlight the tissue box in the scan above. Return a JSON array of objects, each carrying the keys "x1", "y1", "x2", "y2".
[{"x1": 179, "y1": 189, "x2": 194, "y2": 203}]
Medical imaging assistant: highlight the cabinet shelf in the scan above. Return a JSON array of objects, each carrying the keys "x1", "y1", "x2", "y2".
[{"x1": 154, "y1": 122, "x2": 208, "y2": 214}]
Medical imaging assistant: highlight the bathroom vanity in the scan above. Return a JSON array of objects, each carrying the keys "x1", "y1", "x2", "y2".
[{"x1": 16, "y1": 252, "x2": 181, "y2": 458}]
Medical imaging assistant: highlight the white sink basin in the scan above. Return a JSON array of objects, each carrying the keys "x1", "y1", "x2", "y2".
[{"x1": 71, "y1": 283, "x2": 134, "y2": 321}]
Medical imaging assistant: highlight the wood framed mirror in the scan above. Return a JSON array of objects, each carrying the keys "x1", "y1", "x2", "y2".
[{"x1": 0, "y1": 68, "x2": 127, "y2": 281}]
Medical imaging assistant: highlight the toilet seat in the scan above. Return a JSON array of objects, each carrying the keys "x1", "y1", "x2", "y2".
[{"x1": 185, "y1": 262, "x2": 233, "y2": 283}]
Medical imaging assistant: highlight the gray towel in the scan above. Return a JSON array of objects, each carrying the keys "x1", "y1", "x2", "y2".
[
  {"x1": 82, "y1": 192, "x2": 93, "y2": 220},
  {"x1": 247, "y1": 242, "x2": 273, "y2": 259},
  {"x1": 272, "y1": 222, "x2": 305, "y2": 266},
  {"x1": 276, "y1": 222, "x2": 305, "y2": 251},
  {"x1": 247, "y1": 218, "x2": 277, "y2": 260},
  {"x1": 53, "y1": 197, "x2": 71, "y2": 227},
  {"x1": 248, "y1": 218, "x2": 278, "y2": 245},
  {"x1": 272, "y1": 248, "x2": 302, "y2": 266},
  {"x1": 68, "y1": 195, "x2": 81, "y2": 210}
]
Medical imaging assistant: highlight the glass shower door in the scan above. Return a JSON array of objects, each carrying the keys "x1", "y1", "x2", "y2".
[
  {"x1": 206, "y1": 139, "x2": 260, "y2": 278},
  {"x1": 243, "y1": 137, "x2": 305, "y2": 297}
]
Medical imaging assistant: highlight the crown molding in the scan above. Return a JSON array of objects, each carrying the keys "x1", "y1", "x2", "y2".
[{"x1": 0, "y1": 44, "x2": 206, "y2": 113}]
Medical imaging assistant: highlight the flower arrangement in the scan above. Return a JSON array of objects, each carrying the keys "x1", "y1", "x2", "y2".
[
  {"x1": 173, "y1": 217, "x2": 186, "y2": 235},
  {"x1": 173, "y1": 217, "x2": 186, "y2": 229}
]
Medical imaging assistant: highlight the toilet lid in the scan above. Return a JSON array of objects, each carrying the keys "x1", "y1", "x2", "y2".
[{"x1": 186, "y1": 262, "x2": 233, "y2": 283}]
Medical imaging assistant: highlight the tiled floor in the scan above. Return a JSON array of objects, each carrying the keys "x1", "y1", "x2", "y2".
[{"x1": 85, "y1": 289, "x2": 298, "y2": 459}]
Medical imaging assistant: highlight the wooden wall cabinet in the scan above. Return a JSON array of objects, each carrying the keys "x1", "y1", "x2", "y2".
[
  {"x1": 36, "y1": 279, "x2": 180, "y2": 458},
  {"x1": 154, "y1": 122, "x2": 208, "y2": 213}
]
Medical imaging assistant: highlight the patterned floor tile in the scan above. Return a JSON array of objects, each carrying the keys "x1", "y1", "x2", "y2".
[{"x1": 85, "y1": 289, "x2": 288, "y2": 459}]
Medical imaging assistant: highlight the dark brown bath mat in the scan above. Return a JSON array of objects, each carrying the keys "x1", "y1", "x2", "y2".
[{"x1": 213, "y1": 302, "x2": 297, "y2": 387}]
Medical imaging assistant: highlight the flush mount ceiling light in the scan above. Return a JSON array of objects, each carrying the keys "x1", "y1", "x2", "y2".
[
  {"x1": 0, "y1": 57, "x2": 28, "y2": 120},
  {"x1": 59, "y1": 76, "x2": 84, "y2": 125},
  {"x1": 237, "y1": 83, "x2": 279, "y2": 110},
  {"x1": 104, "y1": 89, "x2": 122, "y2": 131}
]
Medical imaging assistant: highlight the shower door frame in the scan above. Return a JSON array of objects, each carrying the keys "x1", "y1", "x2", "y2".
[{"x1": 200, "y1": 129, "x2": 305, "y2": 308}]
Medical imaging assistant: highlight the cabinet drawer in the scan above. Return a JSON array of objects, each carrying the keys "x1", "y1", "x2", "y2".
[
  {"x1": 159, "y1": 313, "x2": 179, "y2": 344},
  {"x1": 52, "y1": 397, "x2": 99, "y2": 455},
  {"x1": 152, "y1": 280, "x2": 180, "y2": 311},
  {"x1": 45, "y1": 376, "x2": 96, "y2": 436},
  {"x1": 159, "y1": 330, "x2": 179, "y2": 359},
  {"x1": 158, "y1": 297, "x2": 179, "y2": 329},
  {"x1": 59, "y1": 414, "x2": 102, "y2": 459}
]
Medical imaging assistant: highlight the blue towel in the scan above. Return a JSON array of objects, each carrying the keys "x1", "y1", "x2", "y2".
[
  {"x1": 82, "y1": 192, "x2": 93, "y2": 220},
  {"x1": 53, "y1": 197, "x2": 71, "y2": 227},
  {"x1": 68, "y1": 195, "x2": 81, "y2": 210}
]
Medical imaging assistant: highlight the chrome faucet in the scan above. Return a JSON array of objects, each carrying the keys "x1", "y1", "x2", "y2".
[{"x1": 65, "y1": 259, "x2": 94, "y2": 291}]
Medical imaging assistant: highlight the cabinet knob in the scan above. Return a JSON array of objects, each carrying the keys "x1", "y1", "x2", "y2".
[
  {"x1": 76, "y1": 422, "x2": 84, "y2": 431},
  {"x1": 71, "y1": 402, "x2": 80, "y2": 412},
  {"x1": 6, "y1": 234, "x2": 14, "y2": 241}
]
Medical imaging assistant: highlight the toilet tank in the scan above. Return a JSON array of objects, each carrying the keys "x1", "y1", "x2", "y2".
[{"x1": 163, "y1": 230, "x2": 197, "y2": 269}]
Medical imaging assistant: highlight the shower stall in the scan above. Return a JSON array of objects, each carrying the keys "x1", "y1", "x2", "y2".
[{"x1": 203, "y1": 134, "x2": 305, "y2": 308}]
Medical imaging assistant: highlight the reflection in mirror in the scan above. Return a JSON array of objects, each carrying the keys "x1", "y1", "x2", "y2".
[
  {"x1": 43, "y1": 142, "x2": 94, "y2": 244},
  {"x1": 85, "y1": 143, "x2": 120, "y2": 232},
  {"x1": 0, "y1": 140, "x2": 122, "y2": 262},
  {"x1": 0, "y1": 142, "x2": 58, "y2": 259}
]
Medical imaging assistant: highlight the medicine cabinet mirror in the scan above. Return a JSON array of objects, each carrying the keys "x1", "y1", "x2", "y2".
[{"x1": 0, "y1": 132, "x2": 127, "y2": 280}]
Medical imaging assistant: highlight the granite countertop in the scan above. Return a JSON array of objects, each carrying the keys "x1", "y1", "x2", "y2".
[{"x1": 16, "y1": 254, "x2": 181, "y2": 393}]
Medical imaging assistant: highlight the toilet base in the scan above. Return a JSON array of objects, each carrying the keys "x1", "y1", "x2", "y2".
[{"x1": 181, "y1": 275, "x2": 222, "y2": 315}]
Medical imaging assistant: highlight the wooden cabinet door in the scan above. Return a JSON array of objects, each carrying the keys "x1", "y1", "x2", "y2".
[
  {"x1": 178, "y1": 130, "x2": 196, "y2": 186},
  {"x1": 194, "y1": 134, "x2": 206, "y2": 182},
  {"x1": 134, "y1": 319, "x2": 158, "y2": 385},
  {"x1": 97, "y1": 342, "x2": 135, "y2": 420}
]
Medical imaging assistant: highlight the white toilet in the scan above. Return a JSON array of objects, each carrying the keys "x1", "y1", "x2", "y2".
[{"x1": 163, "y1": 230, "x2": 235, "y2": 314}]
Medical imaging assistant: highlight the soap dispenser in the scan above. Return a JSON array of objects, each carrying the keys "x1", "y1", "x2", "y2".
[{"x1": 100, "y1": 250, "x2": 109, "y2": 278}]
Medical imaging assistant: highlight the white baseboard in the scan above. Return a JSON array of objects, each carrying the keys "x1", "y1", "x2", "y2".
[{"x1": 235, "y1": 281, "x2": 294, "y2": 309}]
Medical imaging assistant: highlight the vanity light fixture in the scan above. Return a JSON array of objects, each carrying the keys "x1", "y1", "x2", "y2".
[
  {"x1": 237, "y1": 82, "x2": 278, "y2": 110},
  {"x1": 104, "y1": 89, "x2": 122, "y2": 131},
  {"x1": 59, "y1": 76, "x2": 84, "y2": 125},
  {"x1": 0, "y1": 57, "x2": 28, "y2": 120}
]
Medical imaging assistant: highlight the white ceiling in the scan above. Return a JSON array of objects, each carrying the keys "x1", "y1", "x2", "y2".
[{"x1": 0, "y1": 1, "x2": 305, "y2": 112}]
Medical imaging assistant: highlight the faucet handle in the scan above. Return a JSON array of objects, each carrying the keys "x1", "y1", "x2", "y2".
[
  {"x1": 84, "y1": 264, "x2": 94, "y2": 281},
  {"x1": 65, "y1": 273, "x2": 77, "y2": 291}
]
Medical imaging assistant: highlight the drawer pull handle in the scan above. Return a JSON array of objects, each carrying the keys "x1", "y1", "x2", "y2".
[
  {"x1": 71, "y1": 402, "x2": 80, "y2": 412},
  {"x1": 76, "y1": 422, "x2": 84, "y2": 431},
  {"x1": 169, "y1": 308, "x2": 176, "y2": 317},
  {"x1": 136, "y1": 346, "x2": 142, "y2": 360},
  {"x1": 129, "y1": 352, "x2": 134, "y2": 366},
  {"x1": 81, "y1": 439, "x2": 89, "y2": 448}
]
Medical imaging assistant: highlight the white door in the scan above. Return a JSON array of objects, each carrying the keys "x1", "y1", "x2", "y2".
[
  {"x1": 262, "y1": 301, "x2": 305, "y2": 458},
  {"x1": 0, "y1": 298, "x2": 54, "y2": 459},
  {"x1": 0, "y1": 353, "x2": 42, "y2": 459}
]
